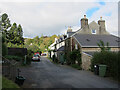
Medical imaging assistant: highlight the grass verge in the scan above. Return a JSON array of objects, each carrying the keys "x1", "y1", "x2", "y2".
[
  {"x1": 2, "y1": 76, "x2": 20, "y2": 88},
  {"x1": 70, "y1": 64, "x2": 82, "y2": 70},
  {"x1": 47, "y1": 57, "x2": 53, "y2": 62},
  {"x1": 47, "y1": 57, "x2": 59, "y2": 64}
]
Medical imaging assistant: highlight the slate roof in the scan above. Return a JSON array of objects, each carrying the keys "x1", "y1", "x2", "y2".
[
  {"x1": 73, "y1": 34, "x2": 120, "y2": 47},
  {"x1": 67, "y1": 32, "x2": 76, "y2": 37},
  {"x1": 57, "y1": 46, "x2": 65, "y2": 51},
  {"x1": 83, "y1": 52, "x2": 95, "y2": 56}
]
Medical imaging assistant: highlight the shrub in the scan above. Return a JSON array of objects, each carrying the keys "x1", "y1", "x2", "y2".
[
  {"x1": 91, "y1": 51, "x2": 120, "y2": 81},
  {"x1": 69, "y1": 50, "x2": 77, "y2": 64},
  {"x1": 65, "y1": 52, "x2": 71, "y2": 65},
  {"x1": 69, "y1": 49, "x2": 81, "y2": 65},
  {"x1": 26, "y1": 50, "x2": 33, "y2": 65}
]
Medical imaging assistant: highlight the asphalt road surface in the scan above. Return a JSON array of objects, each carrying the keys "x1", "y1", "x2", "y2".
[{"x1": 20, "y1": 56, "x2": 119, "y2": 88}]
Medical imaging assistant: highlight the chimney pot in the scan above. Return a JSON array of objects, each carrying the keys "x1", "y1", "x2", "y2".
[
  {"x1": 100, "y1": 16, "x2": 102, "y2": 20},
  {"x1": 84, "y1": 15, "x2": 86, "y2": 18}
]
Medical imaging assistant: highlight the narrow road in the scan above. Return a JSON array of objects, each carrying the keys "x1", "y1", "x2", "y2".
[{"x1": 20, "y1": 56, "x2": 119, "y2": 88}]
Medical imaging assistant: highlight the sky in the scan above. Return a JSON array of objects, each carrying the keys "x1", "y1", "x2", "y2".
[{"x1": 0, "y1": 0, "x2": 119, "y2": 38}]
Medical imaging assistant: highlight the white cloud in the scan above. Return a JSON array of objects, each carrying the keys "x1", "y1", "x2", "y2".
[
  {"x1": 0, "y1": 0, "x2": 119, "y2": 2},
  {"x1": 0, "y1": 1, "x2": 119, "y2": 38},
  {"x1": 88, "y1": 2, "x2": 118, "y2": 36}
]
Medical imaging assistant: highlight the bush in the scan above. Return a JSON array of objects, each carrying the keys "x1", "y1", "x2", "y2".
[
  {"x1": 2, "y1": 43, "x2": 8, "y2": 56},
  {"x1": 4, "y1": 55, "x2": 22, "y2": 61},
  {"x1": 91, "y1": 51, "x2": 120, "y2": 81},
  {"x1": 65, "y1": 52, "x2": 71, "y2": 65},
  {"x1": 69, "y1": 49, "x2": 81, "y2": 65},
  {"x1": 26, "y1": 50, "x2": 33, "y2": 65}
]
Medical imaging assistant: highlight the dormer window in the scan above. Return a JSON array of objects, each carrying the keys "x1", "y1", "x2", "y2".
[{"x1": 92, "y1": 29, "x2": 96, "y2": 34}]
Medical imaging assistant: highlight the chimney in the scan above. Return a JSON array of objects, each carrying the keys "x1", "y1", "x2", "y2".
[
  {"x1": 67, "y1": 26, "x2": 72, "y2": 33},
  {"x1": 81, "y1": 15, "x2": 88, "y2": 28},
  {"x1": 98, "y1": 16, "x2": 106, "y2": 34},
  {"x1": 100, "y1": 16, "x2": 102, "y2": 20},
  {"x1": 84, "y1": 15, "x2": 86, "y2": 18}
]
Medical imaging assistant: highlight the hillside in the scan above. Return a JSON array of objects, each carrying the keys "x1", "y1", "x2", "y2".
[{"x1": 24, "y1": 35, "x2": 58, "y2": 52}]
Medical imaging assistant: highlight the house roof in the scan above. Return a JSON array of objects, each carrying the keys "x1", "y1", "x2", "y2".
[
  {"x1": 57, "y1": 46, "x2": 65, "y2": 51},
  {"x1": 67, "y1": 32, "x2": 76, "y2": 37},
  {"x1": 73, "y1": 34, "x2": 120, "y2": 47},
  {"x1": 83, "y1": 52, "x2": 95, "y2": 56}
]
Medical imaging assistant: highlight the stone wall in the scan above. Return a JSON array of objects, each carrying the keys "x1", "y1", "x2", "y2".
[
  {"x1": 82, "y1": 47, "x2": 120, "y2": 52},
  {"x1": 81, "y1": 52, "x2": 92, "y2": 70}
]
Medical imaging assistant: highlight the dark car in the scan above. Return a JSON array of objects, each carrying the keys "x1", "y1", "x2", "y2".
[{"x1": 32, "y1": 55, "x2": 40, "y2": 61}]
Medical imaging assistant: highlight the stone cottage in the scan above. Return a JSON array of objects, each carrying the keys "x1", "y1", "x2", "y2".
[{"x1": 65, "y1": 15, "x2": 120, "y2": 70}]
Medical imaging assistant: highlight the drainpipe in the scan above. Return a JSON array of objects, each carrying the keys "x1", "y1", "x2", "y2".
[{"x1": 71, "y1": 37, "x2": 72, "y2": 52}]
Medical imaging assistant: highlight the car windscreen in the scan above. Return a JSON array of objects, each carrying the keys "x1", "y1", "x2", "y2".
[
  {"x1": 33, "y1": 55, "x2": 40, "y2": 57},
  {"x1": 33, "y1": 55, "x2": 38, "y2": 57}
]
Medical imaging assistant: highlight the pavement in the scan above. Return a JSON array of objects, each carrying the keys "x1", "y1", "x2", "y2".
[{"x1": 20, "y1": 56, "x2": 119, "y2": 88}]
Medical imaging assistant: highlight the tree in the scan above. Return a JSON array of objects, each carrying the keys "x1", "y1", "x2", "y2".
[
  {"x1": 0, "y1": 13, "x2": 11, "y2": 56},
  {"x1": 0, "y1": 13, "x2": 11, "y2": 33},
  {"x1": 8, "y1": 23, "x2": 17, "y2": 43},
  {"x1": 97, "y1": 40, "x2": 110, "y2": 52},
  {"x1": 0, "y1": 13, "x2": 11, "y2": 43},
  {"x1": 8, "y1": 23, "x2": 24, "y2": 45},
  {"x1": 17, "y1": 24, "x2": 24, "y2": 44},
  {"x1": 33, "y1": 36, "x2": 39, "y2": 45}
]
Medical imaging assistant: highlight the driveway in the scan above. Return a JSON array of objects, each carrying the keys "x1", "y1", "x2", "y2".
[{"x1": 20, "y1": 56, "x2": 119, "y2": 88}]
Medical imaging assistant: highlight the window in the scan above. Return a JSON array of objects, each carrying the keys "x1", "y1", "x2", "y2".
[
  {"x1": 92, "y1": 29, "x2": 96, "y2": 34},
  {"x1": 75, "y1": 44, "x2": 78, "y2": 49}
]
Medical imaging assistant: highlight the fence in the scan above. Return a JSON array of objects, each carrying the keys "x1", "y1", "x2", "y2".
[{"x1": 2, "y1": 56, "x2": 18, "y2": 81}]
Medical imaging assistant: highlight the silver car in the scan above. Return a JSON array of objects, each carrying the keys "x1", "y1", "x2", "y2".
[{"x1": 32, "y1": 55, "x2": 40, "y2": 61}]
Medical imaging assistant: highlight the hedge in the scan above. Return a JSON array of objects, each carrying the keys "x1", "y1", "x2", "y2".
[{"x1": 91, "y1": 51, "x2": 120, "y2": 81}]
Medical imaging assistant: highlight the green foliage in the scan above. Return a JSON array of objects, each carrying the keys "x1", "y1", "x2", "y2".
[
  {"x1": 24, "y1": 35, "x2": 58, "y2": 52},
  {"x1": 97, "y1": 40, "x2": 110, "y2": 52},
  {"x1": 0, "y1": 13, "x2": 11, "y2": 33},
  {"x1": 2, "y1": 76, "x2": 20, "y2": 88},
  {"x1": 4, "y1": 55, "x2": 22, "y2": 61},
  {"x1": 8, "y1": 23, "x2": 24, "y2": 45},
  {"x1": 0, "y1": 13, "x2": 24, "y2": 47},
  {"x1": 26, "y1": 50, "x2": 33, "y2": 65},
  {"x1": 69, "y1": 49, "x2": 81, "y2": 65},
  {"x1": 27, "y1": 43, "x2": 40, "y2": 52},
  {"x1": 71, "y1": 64, "x2": 82, "y2": 70},
  {"x1": 64, "y1": 52, "x2": 71, "y2": 65},
  {"x1": 7, "y1": 42, "x2": 24, "y2": 48},
  {"x1": 2, "y1": 43, "x2": 8, "y2": 56},
  {"x1": 33, "y1": 36, "x2": 39, "y2": 44},
  {"x1": 2, "y1": 33, "x2": 6, "y2": 43},
  {"x1": 91, "y1": 51, "x2": 120, "y2": 81}
]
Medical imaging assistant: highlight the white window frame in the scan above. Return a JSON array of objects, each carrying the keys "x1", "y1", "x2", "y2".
[
  {"x1": 92, "y1": 29, "x2": 96, "y2": 34},
  {"x1": 75, "y1": 44, "x2": 78, "y2": 50}
]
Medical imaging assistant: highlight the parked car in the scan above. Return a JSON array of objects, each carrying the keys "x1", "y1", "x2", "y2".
[
  {"x1": 41, "y1": 53, "x2": 46, "y2": 56},
  {"x1": 32, "y1": 55, "x2": 40, "y2": 61}
]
